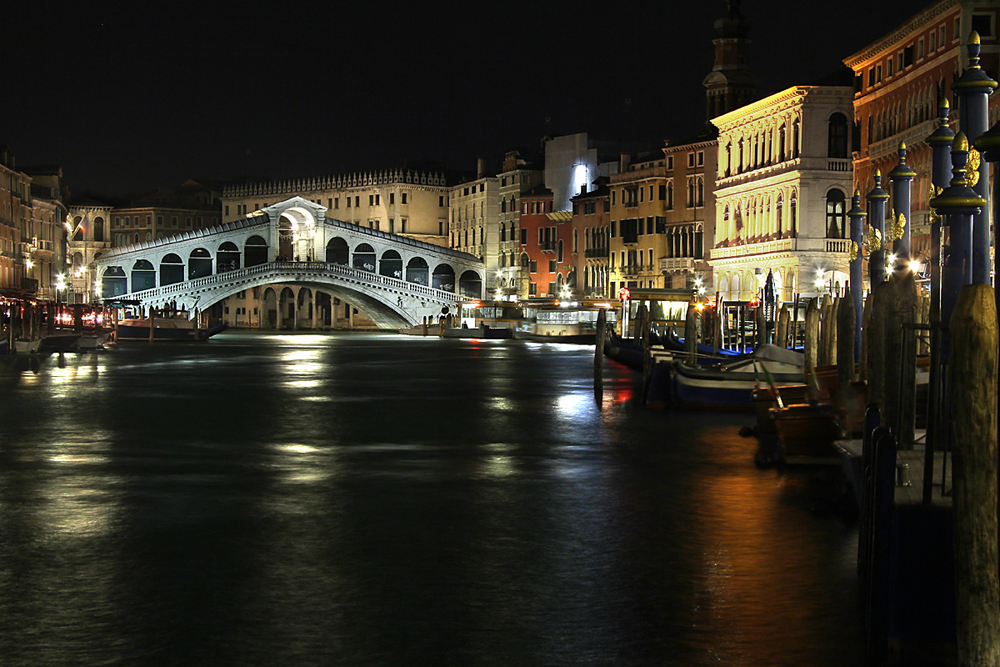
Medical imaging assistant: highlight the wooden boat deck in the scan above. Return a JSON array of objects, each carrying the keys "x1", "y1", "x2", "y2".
[{"x1": 834, "y1": 431, "x2": 953, "y2": 508}]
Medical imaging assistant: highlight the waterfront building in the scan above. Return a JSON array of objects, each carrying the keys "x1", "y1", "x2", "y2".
[
  {"x1": 449, "y1": 164, "x2": 500, "y2": 293},
  {"x1": 22, "y1": 166, "x2": 69, "y2": 302},
  {"x1": 110, "y1": 181, "x2": 221, "y2": 247},
  {"x1": 66, "y1": 196, "x2": 113, "y2": 303},
  {"x1": 570, "y1": 181, "x2": 610, "y2": 298},
  {"x1": 0, "y1": 147, "x2": 35, "y2": 294},
  {"x1": 517, "y1": 186, "x2": 559, "y2": 298},
  {"x1": 607, "y1": 140, "x2": 717, "y2": 296},
  {"x1": 710, "y1": 84, "x2": 855, "y2": 301},
  {"x1": 844, "y1": 0, "x2": 1000, "y2": 275},
  {"x1": 497, "y1": 151, "x2": 544, "y2": 299},
  {"x1": 0, "y1": 149, "x2": 69, "y2": 302}
]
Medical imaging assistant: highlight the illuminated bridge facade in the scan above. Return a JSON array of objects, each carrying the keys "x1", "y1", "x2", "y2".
[{"x1": 93, "y1": 197, "x2": 485, "y2": 328}]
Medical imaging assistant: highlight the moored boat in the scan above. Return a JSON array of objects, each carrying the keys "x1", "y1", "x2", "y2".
[
  {"x1": 115, "y1": 315, "x2": 228, "y2": 341},
  {"x1": 671, "y1": 344, "x2": 805, "y2": 408},
  {"x1": 770, "y1": 402, "x2": 846, "y2": 459},
  {"x1": 13, "y1": 338, "x2": 42, "y2": 354}
]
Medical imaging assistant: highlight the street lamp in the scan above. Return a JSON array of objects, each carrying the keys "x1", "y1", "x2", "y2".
[{"x1": 55, "y1": 273, "x2": 66, "y2": 303}]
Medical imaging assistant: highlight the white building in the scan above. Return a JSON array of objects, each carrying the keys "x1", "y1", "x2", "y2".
[
  {"x1": 710, "y1": 85, "x2": 855, "y2": 301},
  {"x1": 449, "y1": 170, "x2": 500, "y2": 291}
]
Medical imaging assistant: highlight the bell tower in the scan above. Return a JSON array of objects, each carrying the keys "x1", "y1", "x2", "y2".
[{"x1": 703, "y1": 0, "x2": 757, "y2": 121}]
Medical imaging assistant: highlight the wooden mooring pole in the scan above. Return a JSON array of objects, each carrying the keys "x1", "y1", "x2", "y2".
[
  {"x1": 594, "y1": 307, "x2": 606, "y2": 389},
  {"x1": 950, "y1": 284, "x2": 999, "y2": 665}
]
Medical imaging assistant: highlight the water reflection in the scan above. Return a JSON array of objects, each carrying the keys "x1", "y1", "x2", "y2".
[{"x1": 0, "y1": 334, "x2": 863, "y2": 666}]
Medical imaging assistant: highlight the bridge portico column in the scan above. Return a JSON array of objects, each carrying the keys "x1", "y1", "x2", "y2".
[
  {"x1": 293, "y1": 286, "x2": 299, "y2": 331},
  {"x1": 312, "y1": 291, "x2": 317, "y2": 330}
]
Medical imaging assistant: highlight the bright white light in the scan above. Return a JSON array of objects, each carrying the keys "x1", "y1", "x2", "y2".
[
  {"x1": 574, "y1": 164, "x2": 589, "y2": 194},
  {"x1": 815, "y1": 278, "x2": 825, "y2": 289},
  {"x1": 888, "y1": 253, "x2": 898, "y2": 265},
  {"x1": 816, "y1": 268, "x2": 825, "y2": 276},
  {"x1": 25, "y1": 259, "x2": 33, "y2": 269}
]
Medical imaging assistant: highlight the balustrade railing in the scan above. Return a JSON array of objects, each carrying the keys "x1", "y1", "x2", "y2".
[{"x1": 124, "y1": 260, "x2": 460, "y2": 304}]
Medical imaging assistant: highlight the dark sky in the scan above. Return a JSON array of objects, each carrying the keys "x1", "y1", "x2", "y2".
[{"x1": 3, "y1": 1, "x2": 924, "y2": 198}]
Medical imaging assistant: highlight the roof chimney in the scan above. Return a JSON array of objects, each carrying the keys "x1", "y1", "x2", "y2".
[{"x1": 477, "y1": 158, "x2": 485, "y2": 180}]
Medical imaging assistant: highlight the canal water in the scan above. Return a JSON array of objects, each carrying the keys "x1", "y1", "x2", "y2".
[{"x1": 0, "y1": 332, "x2": 862, "y2": 666}]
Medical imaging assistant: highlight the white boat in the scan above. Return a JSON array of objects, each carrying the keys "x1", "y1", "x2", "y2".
[
  {"x1": 671, "y1": 344, "x2": 805, "y2": 408},
  {"x1": 14, "y1": 338, "x2": 42, "y2": 354},
  {"x1": 78, "y1": 331, "x2": 111, "y2": 350}
]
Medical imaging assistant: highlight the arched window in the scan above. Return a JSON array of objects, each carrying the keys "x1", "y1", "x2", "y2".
[
  {"x1": 792, "y1": 119, "x2": 800, "y2": 159},
  {"x1": 776, "y1": 195, "x2": 783, "y2": 236},
  {"x1": 825, "y1": 190, "x2": 846, "y2": 238},
  {"x1": 828, "y1": 113, "x2": 849, "y2": 158},
  {"x1": 789, "y1": 191, "x2": 797, "y2": 235},
  {"x1": 779, "y1": 124, "x2": 786, "y2": 162}
]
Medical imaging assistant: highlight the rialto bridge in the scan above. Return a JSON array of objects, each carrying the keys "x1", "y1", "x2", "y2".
[{"x1": 92, "y1": 197, "x2": 485, "y2": 328}]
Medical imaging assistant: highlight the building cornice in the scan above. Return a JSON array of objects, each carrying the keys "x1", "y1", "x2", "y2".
[
  {"x1": 843, "y1": 0, "x2": 957, "y2": 68},
  {"x1": 712, "y1": 87, "x2": 853, "y2": 133},
  {"x1": 223, "y1": 169, "x2": 451, "y2": 199}
]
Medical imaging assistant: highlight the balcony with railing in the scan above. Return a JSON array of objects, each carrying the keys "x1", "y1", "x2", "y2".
[
  {"x1": 539, "y1": 240, "x2": 557, "y2": 253},
  {"x1": 660, "y1": 257, "x2": 696, "y2": 272},
  {"x1": 585, "y1": 247, "x2": 609, "y2": 259}
]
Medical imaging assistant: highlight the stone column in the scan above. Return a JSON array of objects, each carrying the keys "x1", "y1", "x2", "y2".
[
  {"x1": 953, "y1": 31, "x2": 996, "y2": 286},
  {"x1": 847, "y1": 190, "x2": 866, "y2": 358},
  {"x1": 867, "y1": 170, "x2": 889, "y2": 291},
  {"x1": 931, "y1": 133, "x2": 985, "y2": 341},
  {"x1": 888, "y1": 143, "x2": 915, "y2": 261},
  {"x1": 928, "y1": 98, "x2": 955, "y2": 328}
]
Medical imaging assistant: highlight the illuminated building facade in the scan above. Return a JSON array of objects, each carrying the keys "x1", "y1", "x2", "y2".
[
  {"x1": 606, "y1": 138, "x2": 716, "y2": 296},
  {"x1": 844, "y1": 0, "x2": 1000, "y2": 270},
  {"x1": 570, "y1": 181, "x2": 610, "y2": 298},
  {"x1": 449, "y1": 166, "x2": 500, "y2": 292},
  {"x1": 22, "y1": 166, "x2": 68, "y2": 302},
  {"x1": 497, "y1": 151, "x2": 544, "y2": 299},
  {"x1": 0, "y1": 149, "x2": 69, "y2": 301},
  {"x1": 66, "y1": 197, "x2": 112, "y2": 304},
  {"x1": 517, "y1": 187, "x2": 560, "y2": 298},
  {"x1": 710, "y1": 85, "x2": 855, "y2": 301}
]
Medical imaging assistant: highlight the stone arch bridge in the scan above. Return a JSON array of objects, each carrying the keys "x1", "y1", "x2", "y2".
[{"x1": 93, "y1": 197, "x2": 484, "y2": 328}]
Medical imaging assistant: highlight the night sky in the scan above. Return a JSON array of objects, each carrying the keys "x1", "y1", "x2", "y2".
[{"x1": 4, "y1": 1, "x2": 923, "y2": 198}]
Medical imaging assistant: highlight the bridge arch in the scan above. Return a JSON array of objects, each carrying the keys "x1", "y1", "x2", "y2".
[
  {"x1": 160, "y1": 253, "x2": 184, "y2": 286},
  {"x1": 432, "y1": 263, "x2": 455, "y2": 292},
  {"x1": 459, "y1": 270, "x2": 481, "y2": 298},
  {"x1": 353, "y1": 243, "x2": 376, "y2": 272},
  {"x1": 327, "y1": 237, "x2": 349, "y2": 265},
  {"x1": 245, "y1": 235, "x2": 268, "y2": 267},
  {"x1": 217, "y1": 241, "x2": 240, "y2": 273},
  {"x1": 101, "y1": 266, "x2": 127, "y2": 298},
  {"x1": 406, "y1": 257, "x2": 428, "y2": 285},
  {"x1": 189, "y1": 248, "x2": 213, "y2": 279},
  {"x1": 379, "y1": 250, "x2": 403, "y2": 279},
  {"x1": 132, "y1": 259, "x2": 156, "y2": 293}
]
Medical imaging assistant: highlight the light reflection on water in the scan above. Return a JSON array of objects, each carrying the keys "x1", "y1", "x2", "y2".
[{"x1": 0, "y1": 332, "x2": 862, "y2": 666}]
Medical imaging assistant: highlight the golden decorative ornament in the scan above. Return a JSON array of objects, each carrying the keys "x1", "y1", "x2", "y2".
[
  {"x1": 865, "y1": 224, "x2": 882, "y2": 252},
  {"x1": 891, "y1": 212, "x2": 907, "y2": 241},
  {"x1": 966, "y1": 147, "x2": 981, "y2": 187},
  {"x1": 928, "y1": 183, "x2": 942, "y2": 224},
  {"x1": 849, "y1": 240, "x2": 858, "y2": 262}
]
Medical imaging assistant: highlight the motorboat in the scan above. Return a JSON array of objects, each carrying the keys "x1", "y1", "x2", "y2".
[{"x1": 115, "y1": 314, "x2": 228, "y2": 341}]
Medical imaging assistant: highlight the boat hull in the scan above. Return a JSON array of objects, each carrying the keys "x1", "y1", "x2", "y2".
[
  {"x1": 443, "y1": 325, "x2": 513, "y2": 340},
  {"x1": 115, "y1": 321, "x2": 228, "y2": 341},
  {"x1": 771, "y1": 403, "x2": 845, "y2": 458},
  {"x1": 513, "y1": 329, "x2": 595, "y2": 344}
]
